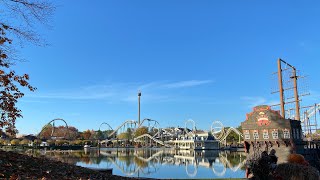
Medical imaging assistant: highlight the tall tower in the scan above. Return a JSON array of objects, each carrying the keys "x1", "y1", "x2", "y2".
[{"x1": 138, "y1": 90, "x2": 141, "y2": 125}]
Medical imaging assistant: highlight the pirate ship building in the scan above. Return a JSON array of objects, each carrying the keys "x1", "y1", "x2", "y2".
[{"x1": 241, "y1": 105, "x2": 304, "y2": 163}]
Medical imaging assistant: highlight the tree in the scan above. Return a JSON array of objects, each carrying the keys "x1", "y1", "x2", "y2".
[
  {"x1": 0, "y1": 0, "x2": 54, "y2": 134},
  {"x1": 82, "y1": 130, "x2": 93, "y2": 140},
  {"x1": 39, "y1": 124, "x2": 79, "y2": 140},
  {"x1": 118, "y1": 132, "x2": 129, "y2": 140},
  {"x1": 105, "y1": 129, "x2": 115, "y2": 137},
  {"x1": 135, "y1": 126, "x2": 148, "y2": 137},
  {"x1": 226, "y1": 126, "x2": 243, "y2": 144}
]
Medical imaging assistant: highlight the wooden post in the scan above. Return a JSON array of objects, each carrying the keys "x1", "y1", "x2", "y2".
[
  {"x1": 278, "y1": 59, "x2": 285, "y2": 118},
  {"x1": 292, "y1": 68, "x2": 300, "y2": 120}
]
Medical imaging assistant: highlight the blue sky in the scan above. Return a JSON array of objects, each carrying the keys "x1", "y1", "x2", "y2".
[{"x1": 13, "y1": 1, "x2": 320, "y2": 134}]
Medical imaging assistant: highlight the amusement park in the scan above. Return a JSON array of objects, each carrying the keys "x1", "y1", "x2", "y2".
[
  {"x1": 1, "y1": 59, "x2": 320, "y2": 179},
  {"x1": 1, "y1": 1, "x2": 320, "y2": 178}
]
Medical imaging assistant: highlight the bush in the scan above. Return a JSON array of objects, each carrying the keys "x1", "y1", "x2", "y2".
[
  {"x1": 46, "y1": 140, "x2": 55, "y2": 146},
  {"x1": 82, "y1": 140, "x2": 92, "y2": 145},
  {"x1": 20, "y1": 139, "x2": 30, "y2": 145},
  {"x1": 10, "y1": 139, "x2": 20, "y2": 145},
  {"x1": 33, "y1": 139, "x2": 42, "y2": 145},
  {"x1": 55, "y1": 140, "x2": 69, "y2": 146},
  {"x1": 71, "y1": 140, "x2": 83, "y2": 145},
  {"x1": 0, "y1": 139, "x2": 9, "y2": 145}
]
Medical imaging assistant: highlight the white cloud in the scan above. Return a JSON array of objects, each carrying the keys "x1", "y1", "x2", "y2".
[
  {"x1": 161, "y1": 80, "x2": 213, "y2": 89},
  {"x1": 25, "y1": 80, "x2": 213, "y2": 103},
  {"x1": 241, "y1": 96, "x2": 279, "y2": 108}
]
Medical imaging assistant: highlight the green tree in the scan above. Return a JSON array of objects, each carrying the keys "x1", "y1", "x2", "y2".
[
  {"x1": 226, "y1": 126, "x2": 243, "y2": 144},
  {"x1": 0, "y1": 0, "x2": 54, "y2": 134},
  {"x1": 118, "y1": 132, "x2": 129, "y2": 140},
  {"x1": 96, "y1": 130, "x2": 104, "y2": 140},
  {"x1": 104, "y1": 130, "x2": 115, "y2": 138}
]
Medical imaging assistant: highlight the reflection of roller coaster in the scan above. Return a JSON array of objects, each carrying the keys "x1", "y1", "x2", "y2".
[
  {"x1": 99, "y1": 150, "x2": 162, "y2": 176},
  {"x1": 98, "y1": 149, "x2": 246, "y2": 178}
]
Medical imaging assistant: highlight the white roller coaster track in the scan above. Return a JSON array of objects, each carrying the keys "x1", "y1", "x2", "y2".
[
  {"x1": 107, "y1": 120, "x2": 137, "y2": 138},
  {"x1": 210, "y1": 121, "x2": 243, "y2": 144},
  {"x1": 219, "y1": 127, "x2": 243, "y2": 143},
  {"x1": 134, "y1": 133, "x2": 172, "y2": 148},
  {"x1": 211, "y1": 121, "x2": 225, "y2": 140},
  {"x1": 134, "y1": 150, "x2": 164, "y2": 162},
  {"x1": 302, "y1": 103, "x2": 320, "y2": 122}
]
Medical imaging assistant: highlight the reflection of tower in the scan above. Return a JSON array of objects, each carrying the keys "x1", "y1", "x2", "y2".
[{"x1": 138, "y1": 90, "x2": 142, "y2": 125}]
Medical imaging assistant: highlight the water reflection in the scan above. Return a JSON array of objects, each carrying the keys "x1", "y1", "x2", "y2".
[{"x1": 30, "y1": 148, "x2": 246, "y2": 179}]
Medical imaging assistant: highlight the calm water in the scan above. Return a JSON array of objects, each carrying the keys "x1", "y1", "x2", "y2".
[{"x1": 35, "y1": 148, "x2": 247, "y2": 179}]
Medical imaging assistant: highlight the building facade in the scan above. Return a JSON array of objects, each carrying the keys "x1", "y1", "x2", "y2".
[{"x1": 241, "y1": 105, "x2": 304, "y2": 162}]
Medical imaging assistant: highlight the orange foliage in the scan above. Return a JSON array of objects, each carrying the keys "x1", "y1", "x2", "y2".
[{"x1": 287, "y1": 154, "x2": 309, "y2": 166}]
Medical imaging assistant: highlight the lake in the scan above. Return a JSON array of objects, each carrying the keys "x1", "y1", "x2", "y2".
[{"x1": 36, "y1": 148, "x2": 247, "y2": 179}]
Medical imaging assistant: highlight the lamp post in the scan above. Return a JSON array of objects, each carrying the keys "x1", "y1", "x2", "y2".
[{"x1": 138, "y1": 91, "x2": 142, "y2": 125}]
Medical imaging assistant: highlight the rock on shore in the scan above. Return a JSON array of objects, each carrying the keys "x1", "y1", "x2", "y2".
[{"x1": 0, "y1": 150, "x2": 145, "y2": 180}]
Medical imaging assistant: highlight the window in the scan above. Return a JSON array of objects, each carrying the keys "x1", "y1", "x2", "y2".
[
  {"x1": 272, "y1": 130, "x2": 278, "y2": 139},
  {"x1": 283, "y1": 129, "x2": 290, "y2": 139},
  {"x1": 244, "y1": 131, "x2": 250, "y2": 140},
  {"x1": 296, "y1": 129, "x2": 300, "y2": 139},
  {"x1": 292, "y1": 129, "x2": 296, "y2": 139},
  {"x1": 263, "y1": 131, "x2": 269, "y2": 139},
  {"x1": 253, "y1": 131, "x2": 259, "y2": 139}
]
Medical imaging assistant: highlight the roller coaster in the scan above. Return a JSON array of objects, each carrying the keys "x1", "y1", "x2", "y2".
[
  {"x1": 37, "y1": 118, "x2": 244, "y2": 147},
  {"x1": 301, "y1": 103, "x2": 320, "y2": 135},
  {"x1": 38, "y1": 118, "x2": 70, "y2": 139},
  {"x1": 99, "y1": 119, "x2": 244, "y2": 148}
]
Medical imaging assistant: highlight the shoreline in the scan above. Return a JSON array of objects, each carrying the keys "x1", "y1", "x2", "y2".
[
  {"x1": 0, "y1": 149, "x2": 150, "y2": 180},
  {"x1": 0, "y1": 148, "x2": 245, "y2": 180}
]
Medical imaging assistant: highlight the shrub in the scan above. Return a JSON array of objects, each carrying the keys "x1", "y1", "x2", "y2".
[
  {"x1": 20, "y1": 139, "x2": 30, "y2": 145},
  {"x1": 33, "y1": 139, "x2": 42, "y2": 145},
  {"x1": 71, "y1": 140, "x2": 83, "y2": 145},
  {"x1": 10, "y1": 139, "x2": 20, "y2": 145},
  {"x1": 55, "y1": 140, "x2": 69, "y2": 146}
]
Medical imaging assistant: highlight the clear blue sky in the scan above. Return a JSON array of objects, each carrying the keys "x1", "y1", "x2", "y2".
[{"x1": 14, "y1": 0, "x2": 320, "y2": 134}]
